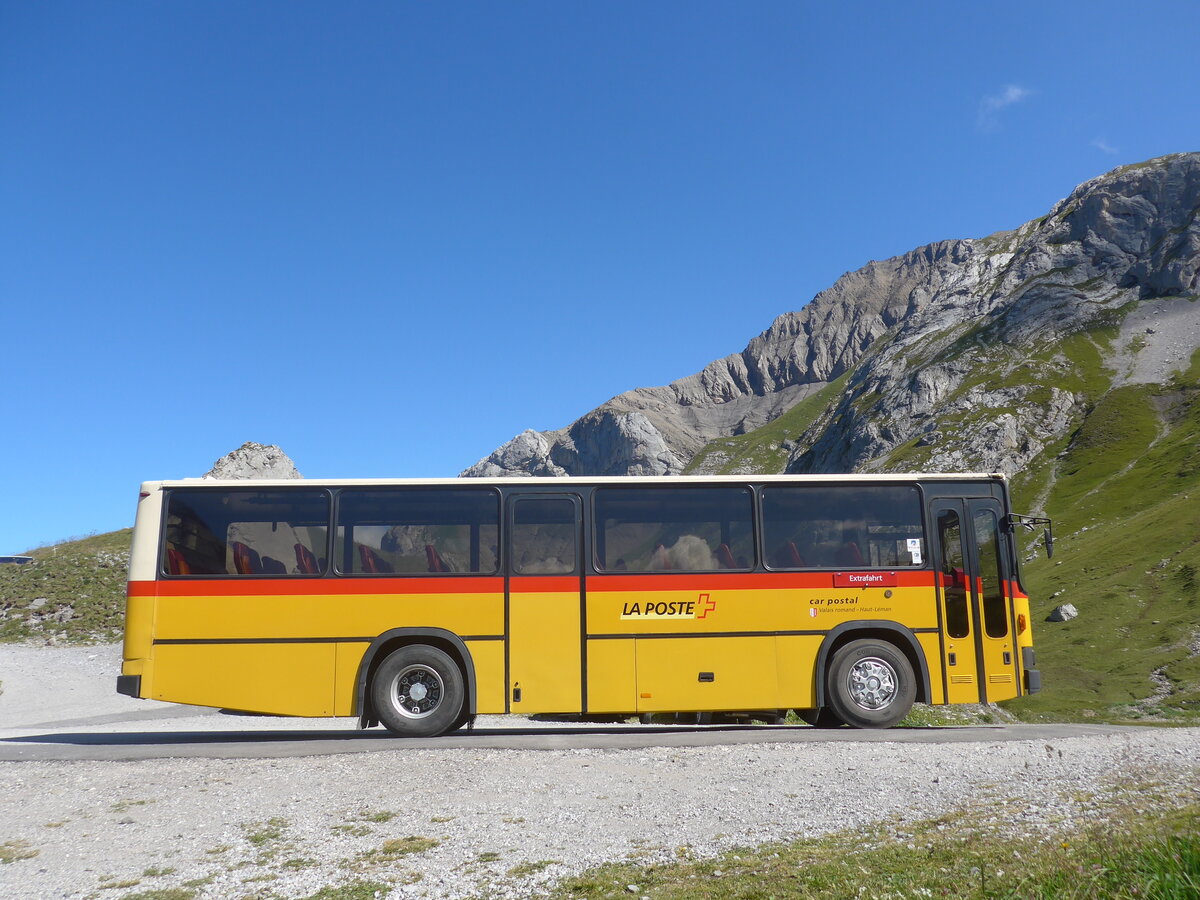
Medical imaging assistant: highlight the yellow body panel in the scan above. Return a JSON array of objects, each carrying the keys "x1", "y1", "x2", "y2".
[
  {"x1": 589, "y1": 587, "x2": 789, "y2": 634},
  {"x1": 585, "y1": 639, "x2": 636, "y2": 712},
  {"x1": 466, "y1": 640, "x2": 506, "y2": 713},
  {"x1": 152, "y1": 643, "x2": 336, "y2": 716},
  {"x1": 509, "y1": 590, "x2": 582, "y2": 713},
  {"x1": 153, "y1": 591, "x2": 503, "y2": 641},
  {"x1": 1015, "y1": 595, "x2": 1034, "y2": 649},
  {"x1": 122, "y1": 593, "x2": 155, "y2": 662},
  {"x1": 129, "y1": 579, "x2": 1003, "y2": 716},
  {"x1": 635, "y1": 636, "x2": 779, "y2": 711},
  {"x1": 916, "y1": 632, "x2": 946, "y2": 705},
  {"x1": 775, "y1": 635, "x2": 823, "y2": 707},
  {"x1": 943, "y1": 632, "x2": 979, "y2": 705},
  {"x1": 333, "y1": 642, "x2": 369, "y2": 716}
]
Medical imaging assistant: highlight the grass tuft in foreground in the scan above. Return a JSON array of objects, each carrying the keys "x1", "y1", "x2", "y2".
[{"x1": 552, "y1": 790, "x2": 1199, "y2": 900}]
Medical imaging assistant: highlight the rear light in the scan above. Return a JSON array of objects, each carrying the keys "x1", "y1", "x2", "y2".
[
  {"x1": 1017, "y1": 613, "x2": 1028, "y2": 634},
  {"x1": 139, "y1": 491, "x2": 150, "y2": 499}
]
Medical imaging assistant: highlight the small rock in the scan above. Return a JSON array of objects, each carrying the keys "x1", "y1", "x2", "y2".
[{"x1": 1046, "y1": 603, "x2": 1079, "y2": 622}]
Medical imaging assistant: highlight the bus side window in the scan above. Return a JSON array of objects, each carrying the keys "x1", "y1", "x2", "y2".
[
  {"x1": 163, "y1": 489, "x2": 330, "y2": 577},
  {"x1": 761, "y1": 485, "x2": 925, "y2": 570},
  {"x1": 593, "y1": 487, "x2": 753, "y2": 573},
  {"x1": 511, "y1": 498, "x2": 577, "y2": 575},
  {"x1": 334, "y1": 488, "x2": 500, "y2": 576}
]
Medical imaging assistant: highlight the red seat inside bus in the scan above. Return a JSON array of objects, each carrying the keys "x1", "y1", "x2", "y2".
[
  {"x1": 359, "y1": 545, "x2": 395, "y2": 574},
  {"x1": 232, "y1": 541, "x2": 262, "y2": 575},
  {"x1": 425, "y1": 545, "x2": 451, "y2": 573},
  {"x1": 716, "y1": 543, "x2": 738, "y2": 569},
  {"x1": 166, "y1": 547, "x2": 192, "y2": 575},
  {"x1": 294, "y1": 543, "x2": 321, "y2": 574}
]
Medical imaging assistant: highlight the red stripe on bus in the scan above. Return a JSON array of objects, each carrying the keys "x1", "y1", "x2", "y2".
[
  {"x1": 129, "y1": 568, "x2": 938, "y2": 598},
  {"x1": 127, "y1": 577, "x2": 506, "y2": 597},
  {"x1": 509, "y1": 575, "x2": 580, "y2": 592},
  {"x1": 588, "y1": 570, "x2": 936, "y2": 591}
]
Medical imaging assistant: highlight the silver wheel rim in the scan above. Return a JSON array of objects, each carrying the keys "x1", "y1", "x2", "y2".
[
  {"x1": 847, "y1": 656, "x2": 897, "y2": 710},
  {"x1": 388, "y1": 664, "x2": 444, "y2": 720}
]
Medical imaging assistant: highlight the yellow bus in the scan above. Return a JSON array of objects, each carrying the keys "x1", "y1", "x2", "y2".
[{"x1": 118, "y1": 474, "x2": 1047, "y2": 735}]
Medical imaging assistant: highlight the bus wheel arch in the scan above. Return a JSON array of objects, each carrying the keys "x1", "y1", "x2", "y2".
[
  {"x1": 356, "y1": 628, "x2": 477, "y2": 733},
  {"x1": 824, "y1": 638, "x2": 917, "y2": 729},
  {"x1": 812, "y1": 623, "x2": 930, "y2": 727}
]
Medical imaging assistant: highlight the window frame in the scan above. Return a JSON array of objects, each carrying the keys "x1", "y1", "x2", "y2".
[
  {"x1": 331, "y1": 486, "x2": 503, "y2": 577},
  {"x1": 758, "y1": 482, "x2": 929, "y2": 572},
  {"x1": 159, "y1": 486, "x2": 334, "y2": 579},
  {"x1": 590, "y1": 484, "x2": 757, "y2": 575}
]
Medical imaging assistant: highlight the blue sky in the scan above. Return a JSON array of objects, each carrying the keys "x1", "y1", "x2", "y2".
[{"x1": 3, "y1": 1, "x2": 1199, "y2": 554}]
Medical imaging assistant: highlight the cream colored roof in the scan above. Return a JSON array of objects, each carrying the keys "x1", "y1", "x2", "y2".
[{"x1": 141, "y1": 472, "x2": 1004, "y2": 492}]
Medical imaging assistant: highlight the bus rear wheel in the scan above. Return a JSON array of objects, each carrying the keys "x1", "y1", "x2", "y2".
[
  {"x1": 372, "y1": 645, "x2": 464, "y2": 737},
  {"x1": 825, "y1": 639, "x2": 915, "y2": 729}
]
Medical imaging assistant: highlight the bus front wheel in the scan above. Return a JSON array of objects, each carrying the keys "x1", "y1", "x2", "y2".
[
  {"x1": 372, "y1": 645, "x2": 465, "y2": 737},
  {"x1": 825, "y1": 639, "x2": 915, "y2": 729}
]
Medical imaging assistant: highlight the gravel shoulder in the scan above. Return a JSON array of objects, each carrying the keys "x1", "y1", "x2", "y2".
[{"x1": 1, "y1": 644, "x2": 1198, "y2": 900}]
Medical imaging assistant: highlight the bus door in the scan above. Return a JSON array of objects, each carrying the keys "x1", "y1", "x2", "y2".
[
  {"x1": 931, "y1": 499, "x2": 1020, "y2": 703},
  {"x1": 968, "y1": 500, "x2": 1020, "y2": 701},
  {"x1": 506, "y1": 494, "x2": 585, "y2": 713}
]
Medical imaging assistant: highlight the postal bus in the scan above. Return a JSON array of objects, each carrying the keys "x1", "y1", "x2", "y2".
[{"x1": 118, "y1": 474, "x2": 1046, "y2": 735}]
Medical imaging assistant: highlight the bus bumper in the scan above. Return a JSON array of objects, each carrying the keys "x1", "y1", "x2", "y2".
[
  {"x1": 116, "y1": 675, "x2": 142, "y2": 698},
  {"x1": 1022, "y1": 647, "x2": 1041, "y2": 694}
]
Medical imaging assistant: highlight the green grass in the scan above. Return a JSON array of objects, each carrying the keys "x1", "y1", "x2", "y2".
[
  {"x1": 552, "y1": 791, "x2": 1199, "y2": 900},
  {"x1": 244, "y1": 817, "x2": 289, "y2": 847},
  {"x1": 507, "y1": 859, "x2": 559, "y2": 877},
  {"x1": 1004, "y1": 350, "x2": 1200, "y2": 723},
  {"x1": 358, "y1": 835, "x2": 439, "y2": 862},
  {"x1": 117, "y1": 890, "x2": 196, "y2": 900},
  {"x1": 296, "y1": 883, "x2": 392, "y2": 900},
  {"x1": 0, "y1": 528, "x2": 131, "y2": 643}
]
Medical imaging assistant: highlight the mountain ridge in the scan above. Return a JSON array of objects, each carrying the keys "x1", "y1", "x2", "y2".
[{"x1": 465, "y1": 152, "x2": 1200, "y2": 483}]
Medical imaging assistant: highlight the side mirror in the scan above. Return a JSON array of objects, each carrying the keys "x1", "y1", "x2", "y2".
[{"x1": 1044, "y1": 527, "x2": 1054, "y2": 559}]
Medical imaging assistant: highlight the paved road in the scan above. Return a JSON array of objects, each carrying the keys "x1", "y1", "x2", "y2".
[{"x1": 0, "y1": 713, "x2": 1152, "y2": 761}]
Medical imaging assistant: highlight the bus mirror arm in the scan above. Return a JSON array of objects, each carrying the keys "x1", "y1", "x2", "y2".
[{"x1": 1006, "y1": 514, "x2": 1054, "y2": 560}]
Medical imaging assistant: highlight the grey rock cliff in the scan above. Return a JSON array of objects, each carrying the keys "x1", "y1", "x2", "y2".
[
  {"x1": 789, "y1": 153, "x2": 1200, "y2": 476},
  {"x1": 203, "y1": 442, "x2": 303, "y2": 480},
  {"x1": 465, "y1": 153, "x2": 1200, "y2": 479}
]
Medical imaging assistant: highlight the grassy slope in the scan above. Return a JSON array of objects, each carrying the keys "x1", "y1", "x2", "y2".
[
  {"x1": 1006, "y1": 350, "x2": 1200, "y2": 723},
  {"x1": 0, "y1": 530, "x2": 132, "y2": 643}
]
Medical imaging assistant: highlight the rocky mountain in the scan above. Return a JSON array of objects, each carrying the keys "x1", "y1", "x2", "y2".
[
  {"x1": 203, "y1": 442, "x2": 302, "y2": 480},
  {"x1": 465, "y1": 153, "x2": 1200, "y2": 482}
]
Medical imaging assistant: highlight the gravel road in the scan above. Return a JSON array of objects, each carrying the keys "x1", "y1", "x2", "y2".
[{"x1": 1, "y1": 645, "x2": 1197, "y2": 900}]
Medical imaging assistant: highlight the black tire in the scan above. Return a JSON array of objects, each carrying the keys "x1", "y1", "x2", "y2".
[
  {"x1": 371, "y1": 645, "x2": 465, "y2": 737},
  {"x1": 825, "y1": 639, "x2": 916, "y2": 729},
  {"x1": 798, "y1": 707, "x2": 845, "y2": 728}
]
